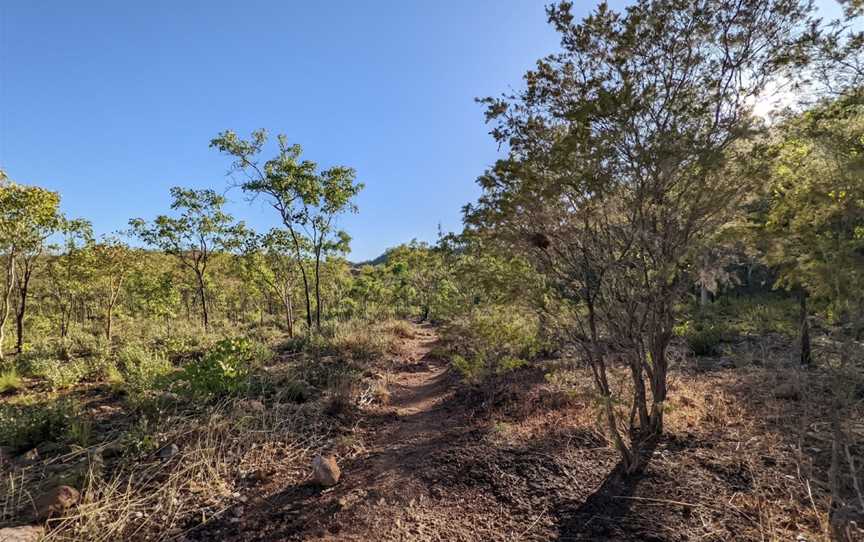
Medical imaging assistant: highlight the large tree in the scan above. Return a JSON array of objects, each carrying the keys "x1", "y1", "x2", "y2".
[
  {"x1": 0, "y1": 175, "x2": 61, "y2": 358},
  {"x1": 468, "y1": 0, "x2": 817, "y2": 472},
  {"x1": 130, "y1": 187, "x2": 244, "y2": 331},
  {"x1": 210, "y1": 130, "x2": 362, "y2": 331}
]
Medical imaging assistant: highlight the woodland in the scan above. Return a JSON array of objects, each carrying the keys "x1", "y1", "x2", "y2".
[{"x1": 1, "y1": 1, "x2": 864, "y2": 540}]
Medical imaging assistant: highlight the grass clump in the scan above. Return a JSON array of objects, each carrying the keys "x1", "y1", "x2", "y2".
[
  {"x1": 118, "y1": 344, "x2": 174, "y2": 395},
  {"x1": 0, "y1": 398, "x2": 84, "y2": 452},
  {"x1": 179, "y1": 337, "x2": 270, "y2": 399},
  {"x1": 443, "y1": 306, "x2": 539, "y2": 382},
  {"x1": 0, "y1": 368, "x2": 22, "y2": 394}
]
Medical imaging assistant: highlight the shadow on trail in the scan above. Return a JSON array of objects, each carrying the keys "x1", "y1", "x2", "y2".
[{"x1": 553, "y1": 437, "x2": 666, "y2": 542}]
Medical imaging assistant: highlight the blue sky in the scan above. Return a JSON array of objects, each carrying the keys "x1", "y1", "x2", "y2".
[{"x1": 0, "y1": 1, "x2": 849, "y2": 260}]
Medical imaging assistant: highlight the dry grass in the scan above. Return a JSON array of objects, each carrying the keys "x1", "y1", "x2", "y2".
[
  {"x1": 2, "y1": 398, "x2": 333, "y2": 541},
  {"x1": 517, "y1": 350, "x2": 864, "y2": 541}
]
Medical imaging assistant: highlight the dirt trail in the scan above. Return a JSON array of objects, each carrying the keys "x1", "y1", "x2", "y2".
[{"x1": 212, "y1": 323, "x2": 490, "y2": 541}]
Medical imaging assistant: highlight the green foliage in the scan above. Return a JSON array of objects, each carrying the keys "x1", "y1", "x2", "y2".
[
  {"x1": 179, "y1": 338, "x2": 269, "y2": 399},
  {"x1": 443, "y1": 306, "x2": 539, "y2": 382},
  {"x1": 0, "y1": 398, "x2": 83, "y2": 451},
  {"x1": 758, "y1": 92, "x2": 864, "y2": 320},
  {"x1": 118, "y1": 344, "x2": 173, "y2": 394},
  {"x1": 32, "y1": 358, "x2": 88, "y2": 390},
  {"x1": 0, "y1": 368, "x2": 22, "y2": 394}
]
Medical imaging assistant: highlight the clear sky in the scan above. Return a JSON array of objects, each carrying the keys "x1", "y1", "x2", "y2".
[{"x1": 0, "y1": 1, "x2": 848, "y2": 261}]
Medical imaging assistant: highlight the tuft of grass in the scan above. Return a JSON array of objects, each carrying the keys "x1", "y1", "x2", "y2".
[{"x1": 0, "y1": 369, "x2": 22, "y2": 394}]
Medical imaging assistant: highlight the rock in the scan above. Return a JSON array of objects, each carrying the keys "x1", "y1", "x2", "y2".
[
  {"x1": 0, "y1": 525, "x2": 45, "y2": 542},
  {"x1": 312, "y1": 454, "x2": 341, "y2": 487},
  {"x1": 32, "y1": 485, "x2": 79, "y2": 520},
  {"x1": 101, "y1": 441, "x2": 125, "y2": 459},
  {"x1": 236, "y1": 399, "x2": 265, "y2": 413},
  {"x1": 830, "y1": 505, "x2": 864, "y2": 542},
  {"x1": 773, "y1": 381, "x2": 801, "y2": 401},
  {"x1": 159, "y1": 444, "x2": 180, "y2": 460},
  {"x1": 0, "y1": 447, "x2": 11, "y2": 468},
  {"x1": 21, "y1": 449, "x2": 39, "y2": 462}
]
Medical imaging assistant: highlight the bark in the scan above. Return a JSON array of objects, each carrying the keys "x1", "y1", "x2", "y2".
[
  {"x1": 800, "y1": 291, "x2": 812, "y2": 367},
  {"x1": 0, "y1": 252, "x2": 16, "y2": 361},
  {"x1": 283, "y1": 294, "x2": 294, "y2": 338},
  {"x1": 314, "y1": 245, "x2": 322, "y2": 329},
  {"x1": 700, "y1": 282, "x2": 710, "y2": 307},
  {"x1": 195, "y1": 269, "x2": 209, "y2": 331}
]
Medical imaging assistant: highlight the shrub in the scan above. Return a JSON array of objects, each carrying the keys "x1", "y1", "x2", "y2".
[
  {"x1": 30, "y1": 358, "x2": 88, "y2": 390},
  {"x1": 442, "y1": 306, "x2": 539, "y2": 381},
  {"x1": 179, "y1": 338, "x2": 269, "y2": 399},
  {"x1": 309, "y1": 320, "x2": 396, "y2": 362},
  {"x1": 0, "y1": 398, "x2": 82, "y2": 452},
  {"x1": 0, "y1": 368, "x2": 22, "y2": 394},
  {"x1": 118, "y1": 344, "x2": 173, "y2": 394}
]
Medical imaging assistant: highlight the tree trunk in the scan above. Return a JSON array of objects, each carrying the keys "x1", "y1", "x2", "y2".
[
  {"x1": 700, "y1": 282, "x2": 709, "y2": 307},
  {"x1": 284, "y1": 295, "x2": 294, "y2": 338},
  {"x1": 196, "y1": 270, "x2": 209, "y2": 331},
  {"x1": 15, "y1": 276, "x2": 29, "y2": 354},
  {"x1": 800, "y1": 291, "x2": 812, "y2": 367},
  {"x1": 106, "y1": 303, "x2": 114, "y2": 341},
  {"x1": 0, "y1": 253, "x2": 16, "y2": 362},
  {"x1": 647, "y1": 339, "x2": 669, "y2": 436},
  {"x1": 314, "y1": 246, "x2": 322, "y2": 329}
]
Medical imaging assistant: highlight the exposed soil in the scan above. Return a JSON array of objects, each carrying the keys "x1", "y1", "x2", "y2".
[{"x1": 185, "y1": 323, "x2": 852, "y2": 542}]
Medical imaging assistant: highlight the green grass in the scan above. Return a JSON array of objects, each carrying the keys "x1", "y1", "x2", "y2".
[{"x1": 0, "y1": 369, "x2": 22, "y2": 394}]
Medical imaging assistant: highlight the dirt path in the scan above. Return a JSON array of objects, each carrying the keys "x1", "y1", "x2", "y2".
[{"x1": 204, "y1": 323, "x2": 492, "y2": 541}]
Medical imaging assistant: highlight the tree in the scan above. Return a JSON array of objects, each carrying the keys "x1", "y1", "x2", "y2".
[
  {"x1": 240, "y1": 229, "x2": 303, "y2": 337},
  {"x1": 468, "y1": 0, "x2": 816, "y2": 473},
  {"x1": 210, "y1": 130, "x2": 362, "y2": 330},
  {"x1": 130, "y1": 187, "x2": 244, "y2": 331},
  {"x1": 0, "y1": 175, "x2": 61, "y2": 358},
  {"x1": 45, "y1": 218, "x2": 95, "y2": 340},
  {"x1": 92, "y1": 236, "x2": 137, "y2": 340},
  {"x1": 756, "y1": 91, "x2": 864, "y2": 364}
]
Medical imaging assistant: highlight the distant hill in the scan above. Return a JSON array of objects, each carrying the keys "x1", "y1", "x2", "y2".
[{"x1": 351, "y1": 251, "x2": 389, "y2": 268}]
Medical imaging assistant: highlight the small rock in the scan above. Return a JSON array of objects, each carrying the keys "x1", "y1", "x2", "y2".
[
  {"x1": 312, "y1": 454, "x2": 341, "y2": 487},
  {"x1": 32, "y1": 485, "x2": 79, "y2": 520},
  {"x1": 0, "y1": 447, "x2": 11, "y2": 468},
  {"x1": 773, "y1": 381, "x2": 801, "y2": 401},
  {"x1": 0, "y1": 525, "x2": 45, "y2": 542},
  {"x1": 159, "y1": 444, "x2": 180, "y2": 460},
  {"x1": 21, "y1": 449, "x2": 39, "y2": 462},
  {"x1": 236, "y1": 399, "x2": 265, "y2": 413},
  {"x1": 101, "y1": 441, "x2": 125, "y2": 459}
]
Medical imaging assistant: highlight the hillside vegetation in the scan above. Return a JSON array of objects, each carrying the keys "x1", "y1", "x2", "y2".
[{"x1": 2, "y1": 1, "x2": 864, "y2": 540}]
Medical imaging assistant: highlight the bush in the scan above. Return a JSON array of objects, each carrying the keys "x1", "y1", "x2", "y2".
[
  {"x1": 442, "y1": 306, "x2": 539, "y2": 381},
  {"x1": 0, "y1": 368, "x2": 22, "y2": 394},
  {"x1": 0, "y1": 398, "x2": 82, "y2": 452},
  {"x1": 118, "y1": 344, "x2": 173, "y2": 394},
  {"x1": 179, "y1": 338, "x2": 269, "y2": 399},
  {"x1": 310, "y1": 320, "x2": 396, "y2": 362},
  {"x1": 31, "y1": 358, "x2": 88, "y2": 390}
]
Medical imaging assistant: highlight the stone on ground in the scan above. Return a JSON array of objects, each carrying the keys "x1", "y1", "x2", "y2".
[
  {"x1": 0, "y1": 525, "x2": 45, "y2": 542},
  {"x1": 312, "y1": 454, "x2": 341, "y2": 486},
  {"x1": 33, "y1": 485, "x2": 79, "y2": 520}
]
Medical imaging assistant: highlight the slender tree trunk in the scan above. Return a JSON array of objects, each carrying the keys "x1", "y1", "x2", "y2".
[
  {"x1": 800, "y1": 290, "x2": 812, "y2": 367},
  {"x1": 15, "y1": 268, "x2": 31, "y2": 353},
  {"x1": 106, "y1": 303, "x2": 114, "y2": 341},
  {"x1": 0, "y1": 253, "x2": 16, "y2": 361},
  {"x1": 630, "y1": 356, "x2": 650, "y2": 435},
  {"x1": 195, "y1": 269, "x2": 209, "y2": 331},
  {"x1": 283, "y1": 295, "x2": 294, "y2": 337},
  {"x1": 314, "y1": 246, "x2": 322, "y2": 329},
  {"x1": 700, "y1": 282, "x2": 709, "y2": 307},
  {"x1": 647, "y1": 338, "x2": 669, "y2": 436}
]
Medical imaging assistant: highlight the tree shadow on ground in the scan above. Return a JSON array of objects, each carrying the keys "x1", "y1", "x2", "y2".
[{"x1": 553, "y1": 437, "x2": 662, "y2": 542}]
